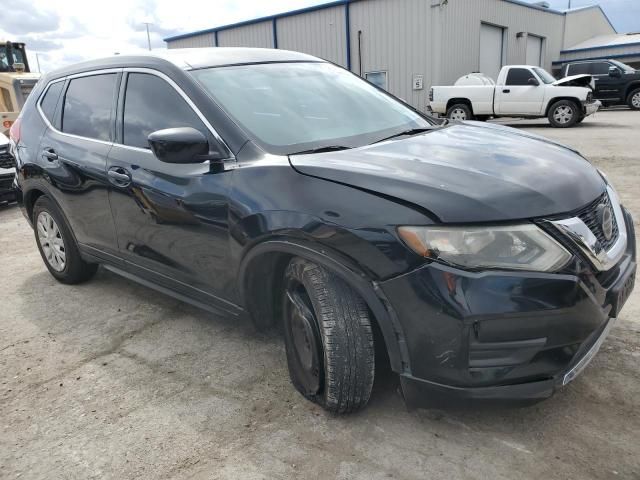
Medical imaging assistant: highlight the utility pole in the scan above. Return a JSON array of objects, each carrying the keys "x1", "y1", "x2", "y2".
[
  {"x1": 568, "y1": 0, "x2": 572, "y2": 9},
  {"x1": 35, "y1": 52, "x2": 42, "y2": 73},
  {"x1": 143, "y1": 22, "x2": 152, "y2": 51}
]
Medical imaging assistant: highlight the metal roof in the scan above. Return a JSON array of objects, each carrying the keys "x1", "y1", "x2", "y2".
[{"x1": 562, "y1": 33, "x2": 640, "y2": 53}]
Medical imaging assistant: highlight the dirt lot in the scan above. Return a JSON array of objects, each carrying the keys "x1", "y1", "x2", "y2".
[{"x1": 1, "y1": 110, "x2": 639, "y2": 480}]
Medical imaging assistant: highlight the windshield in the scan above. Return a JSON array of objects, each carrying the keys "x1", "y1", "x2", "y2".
[
  {"x1": 610, "y1": 60, "x2": 635, "y2": 73},
  {"x1": 533, "y1": 67, "x2": 555, "y2": 84},
  {"x1": 0, "y1": 46, "x2": 25, "y2": 72},
  {"x1": 191, "y1": 62, "x2": 432, "y2": 155}
]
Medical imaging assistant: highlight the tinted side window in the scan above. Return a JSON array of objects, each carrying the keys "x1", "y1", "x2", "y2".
[
  {"x1": 62, "y1": 74, "x2": 117, "y2": 141},
  {"x1": 568, "y1": 63, "x2": 591, "y2": 75},
  {"x1": 40, "y1": 81, "x2": 64, "y2": 123},
  {"x1": 123, "y1": 73, "x2": 207, "y2": 149},
  {"x1": 591, "y1": 62, "x2": 611, "y2": 75},
  {"x1": 506, "y1": 68, "x2": 535, "y2": 86}
]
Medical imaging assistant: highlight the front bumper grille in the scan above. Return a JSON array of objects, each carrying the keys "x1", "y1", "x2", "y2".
[
  {"x1": 0, "y1": 148, "x2": 15, "y2": 169},
  {"x1": 575, "y1": 191, "x2": 619, "y2": 251}
]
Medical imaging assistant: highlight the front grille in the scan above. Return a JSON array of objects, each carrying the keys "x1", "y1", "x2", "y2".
[
  {"x1": 0, "y1": 149, "x2": 14, "y2": 169},
  {"x1": 575, "y1": 192, "x2": 619, "y2": 251}
]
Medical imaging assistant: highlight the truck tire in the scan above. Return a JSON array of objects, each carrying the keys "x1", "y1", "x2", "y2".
[
  {"x1": 446, "y1": 103, "x2": 474, "y2": 121},
  {"x1": 282, "y1": 257, "x2": 375, "y2": 413},
  {"x1": 548, "y1": 100, "x2": 579, "y2": 128},
  {"x1": 33, "y1": 196, "x2": 98, "y2": 284},
  {"x1": 627, "y1": 88, "x2": 640, "y2": 110}
]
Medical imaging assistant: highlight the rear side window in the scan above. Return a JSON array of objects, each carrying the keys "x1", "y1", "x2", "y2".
[
  {"x1": 62, "y1": 74, "x2": 117, "y2": 141},
  {"x1": 40, "y1": 81, "x2": 64, "y2": 123},
  {"x1": 591, "y1": 62, "x2": 611, "y2": 75},
  {"x1": 505, "y1": 68, "x2": 536, "y2": 86},
  {"x1": 123, "y1": 73, "x2": 207, "y2": 149},
  {"x1": 568, "y1": 63, "x2": 591, "y2": 75}
]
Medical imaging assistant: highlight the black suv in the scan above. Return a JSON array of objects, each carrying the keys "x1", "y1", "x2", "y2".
[
  {"x1": 560, "y1": 59, "x2": 640, "y2": 109},
  {"x1": 12, "y1": 49, "x2": 636, "y2": 413}
]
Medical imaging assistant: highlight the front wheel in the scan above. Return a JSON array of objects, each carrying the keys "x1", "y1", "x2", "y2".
[
  {"x1": 282, "y1": 258, "x2": 375, "y2": 413},
  {"x1": 548, "y1": 100, "x2": 579, "y2": 128},
  {"x1": 628, "y1": 88, "x2": 640, "y2": 110},
  {"x1": 446, "y1": 103, "x2": 474, "y2": 122}
]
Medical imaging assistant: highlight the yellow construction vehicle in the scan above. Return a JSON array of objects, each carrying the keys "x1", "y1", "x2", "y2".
[{"x1": 0, "y1": 41, "x2": 40, "y2": 135}]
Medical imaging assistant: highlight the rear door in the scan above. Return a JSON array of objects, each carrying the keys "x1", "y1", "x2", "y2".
[
  {"x1": 37, "y1": 71, "x2": 120, "y2": 258},
  {"x1": 494, "y1": 67, "x2": 544, "y2": 115},
  {"x1": 106, "y1": 69, "x2": 235, "y2": 308}
]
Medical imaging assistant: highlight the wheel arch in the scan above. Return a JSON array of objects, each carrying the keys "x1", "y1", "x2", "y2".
[
  {"x1": 545, "y1": 97, "x2": 581, "y2": 116},
  {"x1": 446, "y1": 98, "x2": 474, "y2": 114},
  {"x1": 237, "y1": 238, "x2": 411, "y2": 374},
  {"x1": 625, "y1": 82, "x2": 640, "y2": 99}
]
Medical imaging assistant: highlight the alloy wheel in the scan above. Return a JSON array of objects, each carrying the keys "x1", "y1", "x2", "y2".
[
  {"x1": 632, "y1": 92, "x2": 640, "y2": 109},
  {"x1": 36, "y1": 211, "x2": 66, "y2": 272},
  {"x1": 553, "y1": 105, "x2": 574, "y2": 124},
  {"x1": 449, "y1": 108, "x2": 468, "y2": 121}
]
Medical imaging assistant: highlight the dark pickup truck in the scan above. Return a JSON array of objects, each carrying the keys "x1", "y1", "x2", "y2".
[{"x1": 560, "y1": 59, "x2": 640, "y2": 109}]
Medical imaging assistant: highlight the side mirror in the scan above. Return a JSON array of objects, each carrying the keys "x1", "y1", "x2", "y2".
[
  {"x1": 528, "y1": 77, "x2": 540, "y2": 86},
  {"x1": 609, "y1": 66, "x2": 621, "y2": 78},
  {"x1": 148, "y1": 127, "x2": 227, "y2": 164}
]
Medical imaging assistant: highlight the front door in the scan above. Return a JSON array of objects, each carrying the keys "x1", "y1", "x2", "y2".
[
  {"x1": 106, "y1": 70, "x2": 236, "y2": 308},
  {"x1": 591, "y1": 62, "x2": 622, "y2": 103},
  {"x1": 495, "y1": 67, "x2": 544, "y2": 115},
  {"x1": 37, "y1": 72, "x2": 120, "y2": 257}
]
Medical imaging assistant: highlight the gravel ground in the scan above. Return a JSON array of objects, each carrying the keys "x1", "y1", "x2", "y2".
[{"x1": 1, "y1": 109, "x2": 639, "y2": 480}]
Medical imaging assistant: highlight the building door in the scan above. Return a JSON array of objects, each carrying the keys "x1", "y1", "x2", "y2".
[
  {"x1": 526, "y1": 35, "x2": 543, "y2": 66},
  {"x1": 479, "y1": 23, "x2": 504, "y2": 80}
]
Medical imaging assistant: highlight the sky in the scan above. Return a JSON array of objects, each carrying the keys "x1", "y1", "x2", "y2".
[{"x1": 1, "y1": 0, "x2": 638, "y2": 74}]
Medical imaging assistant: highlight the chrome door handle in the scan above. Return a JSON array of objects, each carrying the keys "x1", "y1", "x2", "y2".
[
  {"x1": 107, "y1": 167, "x2": 132, "y2": 187},
  {"x1": 503, "y1": 89, "x2": 511, "y2": 93}
]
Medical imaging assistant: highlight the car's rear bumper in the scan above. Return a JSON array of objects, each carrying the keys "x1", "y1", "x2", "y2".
[{"x1": 380, "y1": 207, "x2": 636, "y2": 407}]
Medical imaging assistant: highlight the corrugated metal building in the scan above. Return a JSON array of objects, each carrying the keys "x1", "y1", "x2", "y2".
[{"x1": 164, "y1": 0, "x2": 616, "y2": 111}]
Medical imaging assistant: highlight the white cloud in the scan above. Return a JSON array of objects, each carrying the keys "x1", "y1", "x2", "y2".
[{"x1": 1, "y1": 0, "x2": 325, "y2": 73}]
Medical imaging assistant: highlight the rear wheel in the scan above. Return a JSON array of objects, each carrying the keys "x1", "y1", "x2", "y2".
[
  {"x1": 627, "y1": 88, "x2": 640, "y2": 110},
  {"x1": 548, "y1": 100, "x2": 579, "y2": 128},
  {"x1": 33, "y1": 196, "x2": 98, "y2": 284},
  {"x1": 446, "y1": 103, "x2": 473, "y2": 122},
  {"x1": 282, "y1": 258, "x2": 375, "y2": 413}
]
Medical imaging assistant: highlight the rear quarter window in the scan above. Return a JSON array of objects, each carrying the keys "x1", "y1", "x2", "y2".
[
  {"x1": 62, "y1": 73, "x2": 118, "y2": 141},
  {"x1": 39, "y1": 81, "x2": 64, "y2": 124}
]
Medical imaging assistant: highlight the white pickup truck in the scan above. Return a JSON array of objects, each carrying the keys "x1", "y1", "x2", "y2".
[{"x1": 429, "y1": 65, "x2": 600, "y2": 127}]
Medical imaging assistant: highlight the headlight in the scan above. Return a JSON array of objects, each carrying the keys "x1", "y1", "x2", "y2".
[{"x1": 397, "y1": 224, "x2": 571, "y2": 272}]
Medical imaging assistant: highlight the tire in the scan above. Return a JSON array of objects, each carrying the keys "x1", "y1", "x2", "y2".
[
  {"x1": 548, "y1": 100, "x2": 580, "y2": 128},
  {"x1": 576, "y1": 116, "x2": 585, "y2": 124},
  {"x1": 446, "y1": 103, "x2": 474, "y2": 121},
  {"x1": 627, "y1": 88, "x2": 640, "y2": 110},
  {"x1": 33, "y1": 196, "x2": 98, "y2": 284},
  {"x1": 282, "y1": 258, "x2": 375, "y2": 413}
]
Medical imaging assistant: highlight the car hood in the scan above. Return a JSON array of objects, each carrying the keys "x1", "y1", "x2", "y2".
[
  {"x1": 289, "y1": 122, "x2": 605, "y2": 223},
  {"x1": 553, "y1": 74, "x2": 593, "y2": 88}
]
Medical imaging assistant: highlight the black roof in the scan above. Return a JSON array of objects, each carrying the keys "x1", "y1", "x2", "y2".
[{"x1": 42, "y1": 47, "x2": 323, "y2": 81}]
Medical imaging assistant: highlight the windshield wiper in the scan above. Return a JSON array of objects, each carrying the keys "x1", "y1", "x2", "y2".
[
  {"x1": 289, "y1": 145, "x2": 352, "y2": 155},
  {"x1": 373, "y1": 127, "x2": 433, "y2": 144}
]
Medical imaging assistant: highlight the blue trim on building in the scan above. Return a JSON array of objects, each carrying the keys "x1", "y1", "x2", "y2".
[
  {"x1": 345, "y1": 2, "x2": 351, "y2": 70},
  {"x1": 164, "y1": 0, "x2": 350, "y2": 42},
  {"x1": 561, "y1": 41, "x2": 640, "y2": 55},
  {"x1": 272, "y1": 18, "x2": 278, "y2": 48},
  {"x1": 553, "y1": 52, "x2": 640, "y2": 65}
]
